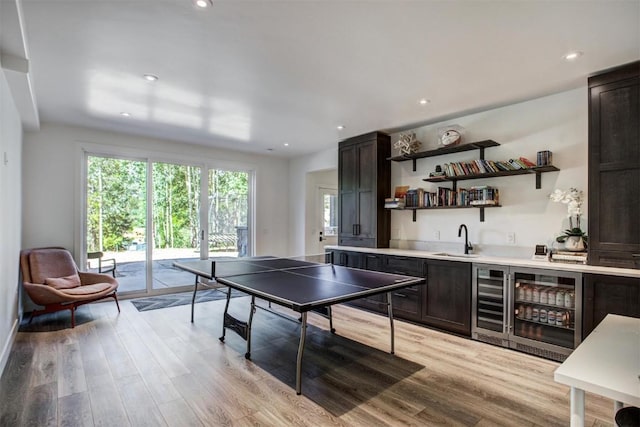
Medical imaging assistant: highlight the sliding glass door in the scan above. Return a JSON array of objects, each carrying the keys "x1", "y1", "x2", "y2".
[
  {"x1": 208, "y1": 169, "x2": 249, "y2": 258},
  {"x1": 151, "y1": 162, "x2": 203, "y2": 291},
  {"x1": 86, "y1": 156, "x2": 148, "y2": 293},
  {"x1": 85, "y1": 154, "x2": 252, "y2": 295}
]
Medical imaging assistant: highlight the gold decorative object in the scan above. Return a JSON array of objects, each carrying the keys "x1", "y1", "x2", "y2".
[{"x1": 394, "y1": 132, "x2": 421, "y2": 155}]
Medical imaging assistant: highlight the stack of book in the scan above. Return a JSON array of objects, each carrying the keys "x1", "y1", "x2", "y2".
[
  {"x1": 435, "y1": 185, "x2": 499, "y2": 207},
  {"x1": 384, "y1": 198, "x2": 405, "y2": 209},
  {"x1": 549, "y1": 250, "x2": 587, "y2": 264},
  {"x1": 434, "y1": 157, "x2": 537, "y2": 177}
]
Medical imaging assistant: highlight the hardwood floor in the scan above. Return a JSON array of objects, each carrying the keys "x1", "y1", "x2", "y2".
[{"x1": 1, "y1": 295, "x2": 614, "y2": 426}]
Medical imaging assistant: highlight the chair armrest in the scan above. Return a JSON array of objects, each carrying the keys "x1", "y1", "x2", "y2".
[
  {"x1": 22, "y1": 282, "x2": 73, "y2": 306},
  {"x1": 78, "y1": 271, "x2": 118, "y2": 286}
]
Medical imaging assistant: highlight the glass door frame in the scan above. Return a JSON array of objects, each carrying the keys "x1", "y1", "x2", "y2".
[{"x1": 77, "y1": 144, "x2": 255, "y2": 298}]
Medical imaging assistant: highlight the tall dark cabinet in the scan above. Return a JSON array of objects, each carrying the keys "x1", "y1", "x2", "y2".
[
  {"x1": 588, "y1": 61, "x2": 640, "y2": 269},
  {"x1": 338, "y1": 131, "x2": 391, "y2": 248}
]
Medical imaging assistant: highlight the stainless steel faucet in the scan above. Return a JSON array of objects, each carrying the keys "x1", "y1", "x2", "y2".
[{"x1": 458, "y1": 224, "x2": 473, "y2": 254}]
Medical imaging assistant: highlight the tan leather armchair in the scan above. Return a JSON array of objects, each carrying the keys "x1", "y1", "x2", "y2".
[{"x1": 20, "y1": 247, "x2": 120, "y2": 327}]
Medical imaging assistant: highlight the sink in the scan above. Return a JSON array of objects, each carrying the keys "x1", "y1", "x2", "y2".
[{"x1": 432, "y1": 252, "x2": 480, "y2": 258}]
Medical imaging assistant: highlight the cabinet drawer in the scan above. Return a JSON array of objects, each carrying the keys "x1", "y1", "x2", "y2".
[
  {"x1": 362, "y1": 253, "x2": 385, "y2": 271},
  {"x1": 339, "y1": 237, "x2": 375, "y2": 248},
  {"x1": 391, "y1": 288, "x2": 420, "y2": 317},
  {"x1": 330, "y1": 250, "x2": 361, "y2": 268},
  {"x1": 384, "y1": 255, "x2": 422, "y2": 276},
  {"x1": 589, "y1": 250, "x2": 640, "y2": 269}
]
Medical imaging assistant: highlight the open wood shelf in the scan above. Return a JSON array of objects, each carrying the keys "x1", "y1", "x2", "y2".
[
  {"x1": 388, "y1": 140, "x2": 499, "y2": 171},
  {"x1": 388, "y1": 204, "x2": 501, "y2": 222},
  {"x1": 423, "y1": 165, "x2": 559, "y2": 189}
]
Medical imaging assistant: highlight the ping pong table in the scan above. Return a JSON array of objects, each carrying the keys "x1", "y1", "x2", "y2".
[{"x1": 174, "y1": 255, "x2": 425, "y2": 394}]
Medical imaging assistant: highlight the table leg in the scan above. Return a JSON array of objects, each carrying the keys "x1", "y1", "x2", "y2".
[
  {"x1": 219, "y1": 287, "x2": 232, "y2": 342},
  {"x1": 614, "y1": 401, "x2": 623, "y2": 426},
  {"x1": 328, "y1": 306, "x2": 335, "y2": 333},
  {"x1": 387, "y1": 292, "x2": 395, "y2": 355},
  {"x1": 570, "y1": 387, "x2": 585, "y2": 427},
  {"x1": 296, "y1": 312, "x2": 308, "y2": 395},
  {"x1": 191, "y1": 275, "x2": 199, "y2": 323},
  {"x1": 245, "y1": 296, "x2": 256, "y2": 359}
]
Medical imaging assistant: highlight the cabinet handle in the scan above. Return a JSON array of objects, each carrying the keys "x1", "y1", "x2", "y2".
[
  {"x1": 352, "y1": 224, "x2": 357, "y2": 235},
  {"x1": 393, "y1": 293, "x2": 407, "y2": 298},
  {"x1": 632, "y1": 254, "x2": 640, "y2": 258}
]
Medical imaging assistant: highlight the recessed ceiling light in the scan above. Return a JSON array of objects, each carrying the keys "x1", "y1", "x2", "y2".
[
  {"x1": 283, "y1": 143, "x2": 289, "y2": 147},
  {"x1": 194, "y1": 0, "x2": 212, "y2": 8},
  {"x1": 337, "y1": 125, "x2": 345, "y2": 131},
  {"x1": 143, "y1": 74, "x2": 158, "y2": 81},
  {"x1": 563, "y1": 51, "x2": 583, "y2": 61},
  {"x1": 418, "y1": 99, "x2": 430, "y2": 105},
  {"x1": 120, "y1": 112, "x2": 131, "y2": 117}
]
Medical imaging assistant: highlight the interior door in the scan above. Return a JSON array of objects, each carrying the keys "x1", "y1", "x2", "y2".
[{"x1": 315, "y1": 187, "x2": 338, "y2": 254}]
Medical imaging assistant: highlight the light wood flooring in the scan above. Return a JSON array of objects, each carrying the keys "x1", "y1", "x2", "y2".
[{"x1": 0, "y1": 294, "x2": 615, "y2": 426}]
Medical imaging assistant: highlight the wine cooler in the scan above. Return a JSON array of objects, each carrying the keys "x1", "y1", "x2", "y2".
[{"x1": 472, "y1": 264, "x2": 582, "y2": 362}]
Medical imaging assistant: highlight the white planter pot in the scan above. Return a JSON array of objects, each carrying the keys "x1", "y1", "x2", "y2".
[{"x1": 564, "y1": 236, "x2": 585, "y2": 252}]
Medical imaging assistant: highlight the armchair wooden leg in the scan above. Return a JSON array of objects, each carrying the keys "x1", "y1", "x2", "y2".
[{"x1": 112, "y1": 293, "x2": 121, "y2": 313}]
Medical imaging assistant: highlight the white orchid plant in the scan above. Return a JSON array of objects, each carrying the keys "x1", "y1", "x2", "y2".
[{"x1": 549, "y1": 188, "x2": 588, "y2": 244}]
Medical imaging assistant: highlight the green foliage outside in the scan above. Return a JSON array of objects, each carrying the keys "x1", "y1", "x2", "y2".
[
  {"x1": 87, "y1": 157, "x2": 146, "y2": 252},
  {"x1": 87, "y1": 156, "x2": 248, "y2": 253}
]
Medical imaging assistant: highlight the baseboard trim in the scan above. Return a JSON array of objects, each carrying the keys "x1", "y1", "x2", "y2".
[{"x1": 0, "y1": 318, "x2": 19, "y2": 378}]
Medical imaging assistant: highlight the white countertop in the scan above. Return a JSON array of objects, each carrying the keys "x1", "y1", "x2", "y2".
[{"x1": 326, "y1": 245, "x2": 640, "y2": 279}]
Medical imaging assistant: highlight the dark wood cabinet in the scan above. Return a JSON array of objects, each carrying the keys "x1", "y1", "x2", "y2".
[
  {"x1": 338, "y1": 132, "x2": 391, "y2": 248},
  {"x1": 328, "y1": 250, "x2": 473, "y2": 334},
  {"x1": 383, "y1": 255, "x2": 424, "y2": 322},
  {"x1": 361, "y1": 253, "x2": 385, "y2": 271},
  {"x1": 330, "y1": 250, "x2": 361, "y2": 268},
  {"x1": 588, "y1": 61, "x2": 640, "y2": 269},
  {"x1": 421, "y1": 259, "x2": 472, "y2": 336},
  {"x1": 583, "y1": 273, "x2": 640, "y2": 337}
]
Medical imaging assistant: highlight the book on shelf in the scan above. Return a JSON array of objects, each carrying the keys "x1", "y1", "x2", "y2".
[
  {"x1": 508, "y1": 159, "x2": 523, "y2": 170},
  {"x1": 394, "y1": 185, "x2": 409, "y2": 199},
  {"x1": 384, "y1": 197, "x2": 405, "y2": 209},
  {"x1": 435, "y1": 156, "x2": 538, "y2": 179},
  {"x1": 410, "y1": 188, "x2": 426, "y2": 208},
  {"x1": 519, "y1": 157, "x2": 537, "y2": 167}
]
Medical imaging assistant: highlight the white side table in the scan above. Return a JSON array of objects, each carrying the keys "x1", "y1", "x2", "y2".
[{"x1": 554, "y1": 314, "x2": 640, "y2": 427}]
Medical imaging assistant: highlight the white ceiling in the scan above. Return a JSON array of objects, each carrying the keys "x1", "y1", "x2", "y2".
[{"x1": 5, "y1": 0, "x2": 640, "y2": 157}]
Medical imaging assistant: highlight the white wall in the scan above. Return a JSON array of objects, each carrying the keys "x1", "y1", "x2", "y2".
[
  {"x1": 0, "y1": 66, "x2": 23, "y2": 375},
  {"x1": 289, "y1": 88, "x2": 588, "y2": 256},
  {"x1": 389, "y1": 88, "x2": 588, "y2": 254},
  {"x1": 288, "y1": 147, "x2": 338, "y2": 255},
  {"x1": 22, "y1": 123, "x2": 290, "y2": 257}
]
